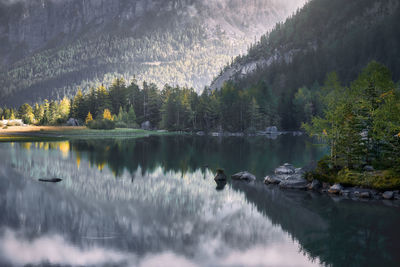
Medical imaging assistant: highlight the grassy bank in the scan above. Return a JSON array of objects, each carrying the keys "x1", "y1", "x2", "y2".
[{"x1": 0, "y1": 126, "x2": 175, "y2": 142}]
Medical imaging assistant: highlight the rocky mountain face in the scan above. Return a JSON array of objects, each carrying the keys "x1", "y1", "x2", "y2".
[
  {"x1": 211, "y1": 0, "x2": 400, "y2": 91},
  {"x1": 0, "y1": 0, "x2": 306, "y2": 105}
]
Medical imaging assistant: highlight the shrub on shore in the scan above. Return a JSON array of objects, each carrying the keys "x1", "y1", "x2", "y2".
[
  {"x1": 87, "y1": 119, "x2": 115, "y2": 130},
  {"x1": 308, "y1": 157, "x2": 400, "y2": 190}
]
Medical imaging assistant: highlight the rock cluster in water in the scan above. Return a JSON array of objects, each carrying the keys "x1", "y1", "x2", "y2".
[
  {"x1": 264, "y1": 163, "x2": 309, "y2": 189},
  {"x1": 264, "y1": 163, "x2": 400, "y2": 201}
]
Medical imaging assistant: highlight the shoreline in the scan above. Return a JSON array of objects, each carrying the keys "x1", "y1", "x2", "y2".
[
  {"x1": 0, "y1": 126, "x2": 307, "y2": 141},
  {"x1": 263, "y1": 163, "x2": 400, "y2": 202},
  {"x1": 0, "y1": 126, "x2": 176, "y2": 141}
]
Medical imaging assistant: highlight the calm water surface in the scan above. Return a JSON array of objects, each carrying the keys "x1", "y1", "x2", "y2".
[{"x1": 0, "y1": 135, "x2": 399, "y2": 267}]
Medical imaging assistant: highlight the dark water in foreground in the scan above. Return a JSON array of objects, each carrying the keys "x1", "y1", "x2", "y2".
[{"x1": 0, "y1": 135, "x2": 399, "y2": 267}]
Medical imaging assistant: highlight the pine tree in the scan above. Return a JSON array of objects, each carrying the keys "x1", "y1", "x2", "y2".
[
  {"x1": 71, "y1": 88, "x2": 86, "y2": 120},
  {"x1": 96, "y1": 85, "x2": 111, "y2": 118},
  {"x1": 109, "y1": 77, "x2": 127, "y2": 115},
  {"x1": 127, "y1": 106, "x2": 136, "y2": 125}
]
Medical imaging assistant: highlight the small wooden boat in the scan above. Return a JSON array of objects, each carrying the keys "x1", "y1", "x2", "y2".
[{"x1": 38, "y1": 178, "x2": 63, "y2": 183}]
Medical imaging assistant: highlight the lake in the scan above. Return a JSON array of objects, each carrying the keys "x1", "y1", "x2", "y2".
[{"x1": 0, "y1": 135, "x2": 399, "y2": 267}]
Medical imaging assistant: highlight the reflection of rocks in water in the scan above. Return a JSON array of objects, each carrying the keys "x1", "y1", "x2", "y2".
[
  {"x1": 38, "y1": 178, "x2": 62, "y2": 183},
  {"x1": 231, "y1": 180, "x2": 400, "y2": 267},
  {"x1": 0, "y1": 161, "x2": 310, "y2": 266},
  {"x1": 2, "y1": 139, "x2": 399, "y2": 267},
  {"x1": 215, "y1": 180, "x2": 227, "y2": 191}
]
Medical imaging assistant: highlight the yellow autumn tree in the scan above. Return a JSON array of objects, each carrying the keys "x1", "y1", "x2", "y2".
[
  {"x1": 103, "y1": 109, "x2": 113, "y2": 121},
  {"x1": 85, "y1": 112, "x2": 93, "y2": 124}
]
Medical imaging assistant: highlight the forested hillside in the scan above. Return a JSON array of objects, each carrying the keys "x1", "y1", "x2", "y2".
[
  {"x1": 212, "y1": 0, "x2": 400, "y2": 129},
  {"x1": 0, "y1": 0, "x2": 305, "y2": 106}
]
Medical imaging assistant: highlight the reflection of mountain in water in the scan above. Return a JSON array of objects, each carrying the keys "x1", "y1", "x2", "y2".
[
  {"x1": 232, "y1": 181, "x2": 400, "y2": 267},
  {"x1": 0, "y1": 137, "x2": 399, "y2": 267},
  {"x1": 0, "y1": 150, "x2": 318, "y2": 266}
]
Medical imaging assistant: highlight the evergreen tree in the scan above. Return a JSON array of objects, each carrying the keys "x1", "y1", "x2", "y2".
[
  {"x1": 109, "y1": 77, "x2": 127, "y2": 115},
  {"x1": 96, "y1": 85, "x2": 111, "y2": 118},
  {"x1": 18, "y1": 103, "x2": 34, "y2": 124},
  {"x1": 127, "y1": 106, "x2": 136, "y2": 125},
  {"x1": 71, "y1": 88, "x2": 86, "y2": 120},
  {"x1": 33, "y1": 103, "x2": 44, "y2": 123},
  {"x1": 127, "y1": 79, "x2": 142, "y2": 122}
]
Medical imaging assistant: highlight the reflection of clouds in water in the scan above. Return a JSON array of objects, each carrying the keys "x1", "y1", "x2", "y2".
[
  {"x1": 0, "y1": 142, "x2": 322, "y2": 267},
  {"x1": 0, "y1": 229, "x2": 133, "y2": 266},
  {"x1": 219, "y1": 244, "x2": 320, "y2": 267},
  {"x1": 0, "y1": 229, "x2": 320, "y2": 267}
]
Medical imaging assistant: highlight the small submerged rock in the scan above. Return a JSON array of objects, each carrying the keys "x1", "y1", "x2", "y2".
[
  {"x1": 382, "y1": 191, "x2": 394, "y2": 200},
  {"x1": 231, "y1": 171, "x2": 256, "y2": 181},
  {"x1": 214, "y1": 169, "x2": 227, "y2": 181},
  {"x1": 38, "y1": 178, "x2": 63, "y2": 183}
]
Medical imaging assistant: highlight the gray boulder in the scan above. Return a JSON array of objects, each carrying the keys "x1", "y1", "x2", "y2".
[
  {"x1": 308, "y1": 179, "x2": 322, "y2": 190},
  {"x1": 231, "y1": 171, "x2": 256, "y2": 181},
  {"x1": 67, "y1": 118, "x2": 79, "y2": 126},
  {"x1": 264, "y1": 175, "x2": 282, "y2": 185},
  {"x1": 141, "y1": 121, "x2": 151, "y2": 130},
  {"x1": 328, "y1": 184, "x2": 343, "y2": 194},
  {"x1": 382, "y1": 191, "x2": 394, "y2": 200},
  {"x1": 275, "y1": 163, "x2": 295, "y2": 175},
  {"x1": 265, "y1": 126, "x2": 278, "y2": 133}
]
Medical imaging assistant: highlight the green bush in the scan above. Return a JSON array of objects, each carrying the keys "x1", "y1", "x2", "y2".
[
  {"x1": 88, "y1": 119, "x2": 116, "y2": 130},
  {"x1": 115, "y1": 121, "x2": 139, "y2": 129},
  {"x1": 115, "y1": 121, "x2": 128, "y2": 128},
  {"x1": 310, "y1": 156, "x2": 338, "y2": 184},
  {"x1": 336, "y1": 169, "x2": 400, "y2": 190}
]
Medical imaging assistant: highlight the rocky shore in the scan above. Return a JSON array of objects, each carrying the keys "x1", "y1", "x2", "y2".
[
  {"x1": 264, "y1": 163, "x2": 400, "y2": 201},
  {"x1": 215, "y1": 163, "x2": 400, "y2": 202}
]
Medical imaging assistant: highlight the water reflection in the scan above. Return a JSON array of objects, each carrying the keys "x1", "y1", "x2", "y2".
[
  {"x1": 4, "y1": 135, "x2": 327, "y2": 180},
  {"x1": 215, "y1": 180, "x2": 227, "y2": 191},
  {"x1": 0, "y1": 163, "x2": 320, "y2": 267},
  {"x1": 0, "y1": 136, "x2": 399, "y2": 267}
]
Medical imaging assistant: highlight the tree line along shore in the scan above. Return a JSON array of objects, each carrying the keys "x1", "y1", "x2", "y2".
[{"x1": 1, "y1": 61, "x2": 399, "y2": 190}]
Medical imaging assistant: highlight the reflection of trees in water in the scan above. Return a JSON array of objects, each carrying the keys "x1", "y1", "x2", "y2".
[
  {"x1": 232, "y1": 181, "x2": 400, "y2": 267},
  {"x1": 0, "y1": 139, "x2": 399, "y2": 266},
  {"x1": 0, "y1": 165, "x2": 292, "y2": 262},
  {"x1": 69, "y1": 135, "x2": 326, "y2": 179}
]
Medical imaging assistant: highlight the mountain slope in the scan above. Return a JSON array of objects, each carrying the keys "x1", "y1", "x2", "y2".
[
  {"x1": 0, "y1": 0, "x2": 306, "y2": 106},
  {"x1": 211, "y1": 0, "x2": 400, "y2": 128}
]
